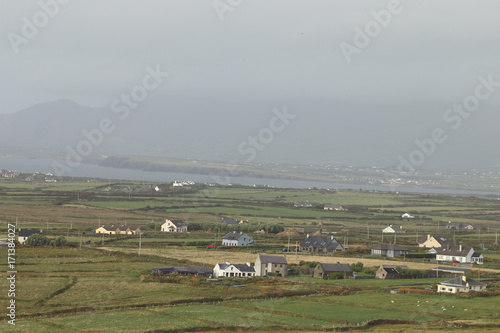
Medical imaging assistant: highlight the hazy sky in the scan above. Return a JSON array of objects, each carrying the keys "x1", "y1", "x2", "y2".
[{"x1": 2, "y1": 0, "x2": 500, "y2": 114}]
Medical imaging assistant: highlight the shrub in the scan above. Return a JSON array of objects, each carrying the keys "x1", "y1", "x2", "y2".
[
  {"x1": 329, "y1": 272, "x2": 344, "y2": 280},
  {"x1": 25, "y1": 234, "x2": 51, "y2": 246},
  {"x1": 351, "y1": 262, "x2": 364, "y2": 272},
  {"x1": 54, "y1": 236, "x2": 68, "y2": 247}
]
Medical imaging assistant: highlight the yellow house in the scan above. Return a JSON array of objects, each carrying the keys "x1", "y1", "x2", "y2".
[
  {"x1": 95, "y1": 226, "x2": 119, "y2": 235},
  {"x1": 438, "y1": 275, "x2": 487, "y2": 293},
  {"x1": 118, "y1": 226, "x2": 141, "y2": 235},
  {"x1": 418, "y1": 234, "x2": 452, "y2": 248}
]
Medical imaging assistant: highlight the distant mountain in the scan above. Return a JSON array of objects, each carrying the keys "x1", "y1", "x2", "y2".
[{"x1": 0, "y1": 98, "x2": 498, "y2": 171}]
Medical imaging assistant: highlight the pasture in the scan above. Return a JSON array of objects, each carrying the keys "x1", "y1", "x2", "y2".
[{"x1": 1, "y1": 177, "x2": 500, "y2": 331}]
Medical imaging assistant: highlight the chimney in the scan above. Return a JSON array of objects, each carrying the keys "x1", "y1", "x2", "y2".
[
  {"x1": 400, "y1": 226, "x2": 403, "y2": 229},
  {"x1": 307, "y1": 234, "x2": 310, "y2": 238},
  {"x1": 331, "y1": 235, "x2": 334, "y2": 240},
  {"x1": 246, "y1": 262, "x2": 251, "y2": 266},
  {"x1": 459, "y1": 244, "x2": 462, "y2": 252},
  {"x1": 427, "y1": 234, "x2": 430, "y2": 240},
  {"x1": 462, "y1": 275, "x2": 466, "y2": 282}
]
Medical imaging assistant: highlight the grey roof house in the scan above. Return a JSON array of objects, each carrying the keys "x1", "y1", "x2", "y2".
[{"x1": 300, "y1": 235, "x2": 344, "y2": 254}]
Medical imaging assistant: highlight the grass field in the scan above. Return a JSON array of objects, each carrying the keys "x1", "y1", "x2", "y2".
[{"x1": 1, "y1": 178, "x2": 500, "y2": 331}]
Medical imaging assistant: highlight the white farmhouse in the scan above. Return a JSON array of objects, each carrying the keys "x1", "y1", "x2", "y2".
[
  {"x1": 161, "y1": 219, "x2": 188, "y2": 232},
  {"x1": 221, "y1": 232, "x2": 253, "y2": 246},
  {"x1": 213, "y1": 263, "x2": 256, "y2": 277},
  {"x1": 435, "y1": 244, "x2": 483, "y2": 264}
]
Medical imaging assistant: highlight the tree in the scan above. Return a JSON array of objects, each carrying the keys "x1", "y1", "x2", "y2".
[
  {"x1": 25, "y1": 234, "x2": 51, "y2": 246},
  {"x1": 53, "y1": 236, "x2": 68, "y2": 247},
  {"x1": 351, "y1": 262, "x2": 364, "y2": 272}
]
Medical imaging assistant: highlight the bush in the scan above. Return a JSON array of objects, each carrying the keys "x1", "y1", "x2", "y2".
[
  {"x1": 329, "y1": 272, "x2": 344, "y2": 280},
  {"x1": 25, "y1": 234, "x2": 51, "y2": 246},
  {"x1": 351, "y1": 262, "x2": 364, "y2": 272},
  {"x1": 53, "y1": 236, "x2": 68, "y2": 247}
]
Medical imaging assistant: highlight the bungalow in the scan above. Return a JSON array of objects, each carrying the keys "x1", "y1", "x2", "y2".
[
  {"x1": 402, "y1": 213, "x2": 414, "y2": 219},
  {"x1": 463, "y1": 223, "x2": 474, "y2": 230},
  {"x1": 95, "y1": 225, "x2": 120, "y2": 235},
  {"x1": 213, "y1": 263, "x2": 256, "y2": 277},
  {"x1": 18, "y1": 229, "x2": 42, "y2": 244},
  {"x1": 382, "y1": 225, "x2": 406, "y2": 234},
  {"x1": 294, "y1": 201, "x2": 312, "y2": 208},
  {"x1": 300, "y1": 235, "x2": 344, "y2": 254},
  {"x1": 371, "y1": 243, "x2": 409, "y2": 258},
  {"x1": 435, "y1": 244, "x2": 483, "y2": 264},
  {"x1": 220, "y1": 218, "x2": 239, "y2": 225},
  {"x1": 118, "y1": 225, "x2": 141, "y2": 235},
  {"x1": 222, "y1": 232, "x2": 253, "y2": 246},
  {"x1": 255, "y1": 254, "x2": 288, "y2": 277},
  {"x1": 438, "y1": 275, "x2": 487, "y2": 293},
  {"x1": 446, "y1": 222, "x2": 473, "y2": 231},
  {"x1": 376, "y1": 265, "x2": 409, "y2": 279},
  {"x1": 324, "y1": 204, "x2": 347, "y2": 211},
  {"x1": 153, "y1": 266, "x2": 212, "y2": 276},
  {"x1": 418, "y1": 234, "x2": 452, "y2": 248},
  {"x1": 313, "y1": 263, "x2": 353, "y2": 279},
  {"x1": 161, "y1": 219, "x2": 188, "y2": 232}
]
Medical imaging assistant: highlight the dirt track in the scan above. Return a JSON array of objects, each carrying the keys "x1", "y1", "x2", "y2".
[{"x1": 99, "y1": 246, "x2": 500, "y2": 274}]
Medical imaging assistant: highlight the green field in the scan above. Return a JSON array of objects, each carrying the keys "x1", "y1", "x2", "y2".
[{"x1": 1, "y1": 177, "x2": 500, "y2": 331}]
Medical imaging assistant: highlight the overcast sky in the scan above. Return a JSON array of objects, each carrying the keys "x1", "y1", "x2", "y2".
[{"x1": 2, "y1": 0, "x2": 500, "y2": 114}]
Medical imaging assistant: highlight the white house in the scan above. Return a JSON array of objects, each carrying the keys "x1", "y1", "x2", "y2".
[
  {"x1": 382, "y1": 225, "x2": 406, "y2": 234},
  {"x1": 221, "y1": 232, "x2": 253, "y2": 246},
  {"x1": 435, "y1": 245, "x2": 483, "y2": 264},
  {"x1": 213, "y1": 263, "x2": 256, "y2": 277},
  {"x1": 161, "y1": 219, "x2": 188, "y2": 232},
  {"x1": 402, "y1": 213, "x2": 414, "y2": 219},
  {"x1": 438, "y1": 276, "x2": 487, "y2": 293}
]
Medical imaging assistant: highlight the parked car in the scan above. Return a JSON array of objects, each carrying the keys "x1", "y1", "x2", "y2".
[
  {"x1": 450, "y1": 260, "x2": 460, "y2": 263},
  {"x1": 207, "y1": 244, "x2": 215, "y2": 249}
]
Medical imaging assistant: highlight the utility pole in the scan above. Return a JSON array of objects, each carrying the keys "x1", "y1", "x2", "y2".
[
  {"x1": 139, "y1": 231, "x2": 142, "y2": 256},
  {"x1": 495, "y1": 231, "x2": 498, "y2": 244},
  {"x1": 367, "y1": 224, "x2": 370, "y2": 239},
  {"x1": 102, "y1": 231, "x2": 104, "y2": 246},
  {"x1": 416, "y1": 230, "x2": 418, "y2": 243}
]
